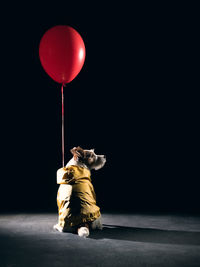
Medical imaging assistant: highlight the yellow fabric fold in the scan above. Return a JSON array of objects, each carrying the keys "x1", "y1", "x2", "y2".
[{"x1": 57, "y1": 165, "x2": 91, "y2": 184}]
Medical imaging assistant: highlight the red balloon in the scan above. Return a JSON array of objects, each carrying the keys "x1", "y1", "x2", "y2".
[{"x1": 39, "y1": 25, "x2": 86, "y2": 84}]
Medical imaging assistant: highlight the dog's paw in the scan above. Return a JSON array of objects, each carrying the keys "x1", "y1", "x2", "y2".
[
  {"x1": 77, "y1": 227, "x2": 89, "y2": 238},
  {"x1": 91, "y1": 217, "x2": 103, "y2": 230},
  {"x1": 97, "y1": 223, "x2": 103, "y2": 230},
  {"x1": 53, "y1": 224, "x2": 63, "y2": 232}
]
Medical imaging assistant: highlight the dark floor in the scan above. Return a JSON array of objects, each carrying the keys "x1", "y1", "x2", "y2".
[{"x1": 0, "y1": 213, "x2": 200, "y2": 267}]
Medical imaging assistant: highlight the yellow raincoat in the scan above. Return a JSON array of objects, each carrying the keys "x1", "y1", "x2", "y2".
[{"x1": 56, "y1": 165, "x2": 101, "y2": 229}]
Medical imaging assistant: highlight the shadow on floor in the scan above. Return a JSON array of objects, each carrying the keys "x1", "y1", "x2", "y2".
[{"x1": 89, "y1": 224, "x2": 200, "y2": 245}]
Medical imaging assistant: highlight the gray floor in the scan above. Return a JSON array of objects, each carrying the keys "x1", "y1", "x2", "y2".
[{"x1": 0, "y1": 213, "x2": 200, "y2": 267}]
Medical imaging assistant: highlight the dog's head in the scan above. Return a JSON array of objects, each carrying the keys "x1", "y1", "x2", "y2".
[{"x1": 70, "y1": 146, "x2": 106, "y2": 170}]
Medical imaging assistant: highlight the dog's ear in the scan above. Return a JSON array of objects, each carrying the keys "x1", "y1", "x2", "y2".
[{"x1": 70, "y1": 146, "x2": 85, "y2": 160}]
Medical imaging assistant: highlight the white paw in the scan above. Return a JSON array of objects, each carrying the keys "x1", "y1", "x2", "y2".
[
  {"x1": 53, "y1": 224, "x2": 63, "y2": 232},
  {"x1": 78, "y1": 227, "x2": 89, "y2": 238}
]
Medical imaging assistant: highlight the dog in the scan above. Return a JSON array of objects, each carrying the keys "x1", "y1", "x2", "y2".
[{"x1": 54, "y1": 146, "x2": 106, "y2": 237}]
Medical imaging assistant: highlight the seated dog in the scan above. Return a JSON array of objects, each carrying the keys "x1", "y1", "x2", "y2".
[{"x1": 54, "y1": 146, "x2": 106, "y2": 237}]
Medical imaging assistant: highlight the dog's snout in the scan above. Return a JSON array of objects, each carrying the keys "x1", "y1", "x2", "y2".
[{"x1": 103, "y1": 155, "x2": 106, "y2": 159}]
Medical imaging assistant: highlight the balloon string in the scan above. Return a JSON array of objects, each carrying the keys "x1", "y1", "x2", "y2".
[{"x1": 61, "y1": 83, "x2": 65, "y2": 167}]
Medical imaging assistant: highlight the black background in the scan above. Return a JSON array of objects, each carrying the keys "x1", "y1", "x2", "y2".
[{"x1": 0, "y1": 3, "x2": 199, "y2": 213}]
